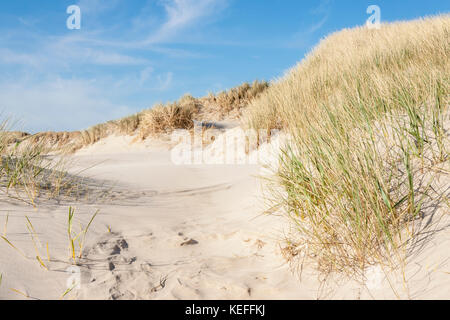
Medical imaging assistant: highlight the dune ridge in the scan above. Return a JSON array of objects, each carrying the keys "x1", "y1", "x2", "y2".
[{"x1": 11, "y1": 80, "x2": 269, "y2": 153}]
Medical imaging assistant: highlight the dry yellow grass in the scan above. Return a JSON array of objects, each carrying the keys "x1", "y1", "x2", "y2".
[
  {"x1": 11, "y1": 81, "x2": 269, "y2": 152},
  {"x1": 134, "y1": 80, "x2": 269, "y2": 138},
  {"x1": 139, "y1": 101, "x2": 199, "y2": 138},
  {"x1": 77, "y1": 80, "x2": 269, "y2": 142},
  {"x1": 245, "y1": 15, "x2": 449, "y2": 275},
  {"x1": 204, "y1": 80, "x2": 269, "y2": 117},
  {"x1": 245, "y1": 15, "x2": 449, "y2": 131},
  {"x1": 0, "y1": 121, "x2": 77, "y2": 205}
]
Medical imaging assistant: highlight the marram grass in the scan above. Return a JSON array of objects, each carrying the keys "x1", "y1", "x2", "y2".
[{"x1": 245, "y1": 15, "x2": 449, "y2": 275}]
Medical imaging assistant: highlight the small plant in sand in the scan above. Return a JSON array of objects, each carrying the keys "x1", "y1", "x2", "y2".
[
  {"x1": 0, "y1": 207, "x2": 99, "y2": 300},
  {"x1": 1, "y1": 219, "x2": 27, "y2": 261},
  {"x1": 25, "y1": 216, "x2": 49, "y2": 270},
  {"x1": 1, "y1": 215, "x2": 50, "y2": 271},
  {"x1": 67, "y1": 206, "x2": 99, "y2": 264},
  {"x1": 0, "y1": 121, "x2": 79, "y2": 205},
  {"x1": 1, "y1": 207, "x2": 99, "y2": 270}
]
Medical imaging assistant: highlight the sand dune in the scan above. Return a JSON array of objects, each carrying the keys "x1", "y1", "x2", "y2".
[{"x1": 0, "y1": 132, "x2": 448, "y2": 300}]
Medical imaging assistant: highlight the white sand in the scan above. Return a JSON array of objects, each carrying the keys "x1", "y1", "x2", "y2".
[{"x1": 0, "y1": 133, "x2": 448, "y2": 300}]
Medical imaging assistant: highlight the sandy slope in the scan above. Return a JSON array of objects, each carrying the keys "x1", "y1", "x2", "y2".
[{"x1": 0, "y1": 134, "x2": 448, "y2": 300}]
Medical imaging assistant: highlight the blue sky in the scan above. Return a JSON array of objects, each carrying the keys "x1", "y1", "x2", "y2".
[{"x1": 0, "y1": 0, "x2": 448, "y2": 132}]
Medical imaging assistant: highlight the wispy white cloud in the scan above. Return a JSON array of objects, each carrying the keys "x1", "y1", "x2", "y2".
[
  {"x1": 143, "y1": 0, "x2": 228, "y2": 44},
  {"x1": 139, "y1": 67, "x2": 155, "y2": 86},
  {"x1": 81, "y1": 50, "x2": 148, "y2": 65},
  {"x1": 76, "y1": 0, "x2": 121, "y2": 15},
  {"x1": 60, "y1": 0, "x2": 228, "y2": 48},
  {"x1": 4, "y1": 0, "x2": 228, "y2": 66},
  {"x1": 113, "y1": 69, "x2": 174, "y2": 92},
  {"x1": 0, "y1": 48, "x2": 41, "y2": 67},
  {"x1": 308, "y1": 14, "x2": 330, "y2": 33},
  {"x1": 17, "y1": 16, "x2": 41, "y2": 28},
  {"x1": 0, "y1": 0, "x2": 227, "y2": 71},
  {"x1": 156, "y1": 71, "x2": 174, "y2": 91},
  {"x1": 0, "y1": 77, "x2": 133, "y2": 132},
  {"x1": 0, "y1": 0, "x2": 228, "y2": 131},
  {"x1": 288, "y1": 0, "x2": 332, "y2": 47},
  {"x1": 310, "y1": 0, "x2": 333, "y2": 16},
  {"x1": 308, "y1": 0, "x2": 332, "y2": 33},
  {"x1": 0, "y1": 28, "x2": 151, "y2": 69},
  {"x1": 48, "y1": 42, "x2": 150, "y2": 66}
]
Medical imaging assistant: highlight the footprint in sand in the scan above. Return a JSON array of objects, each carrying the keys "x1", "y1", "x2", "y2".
[{"x1": 77, "y1": 232, "x2": 168, "y2": 300}]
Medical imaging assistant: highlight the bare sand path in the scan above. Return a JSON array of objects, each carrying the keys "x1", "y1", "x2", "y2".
[{"x1": 69, "y1": 138, "x2": 310, "y2": 300}]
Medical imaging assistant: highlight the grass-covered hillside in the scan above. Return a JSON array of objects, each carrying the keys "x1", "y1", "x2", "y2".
[
  {"x1": 21, "y1": 80, "x2": 269, "y2": 152},
  {"x1": 245, "y1": 15, "x2": 449, "y2": 274}
]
